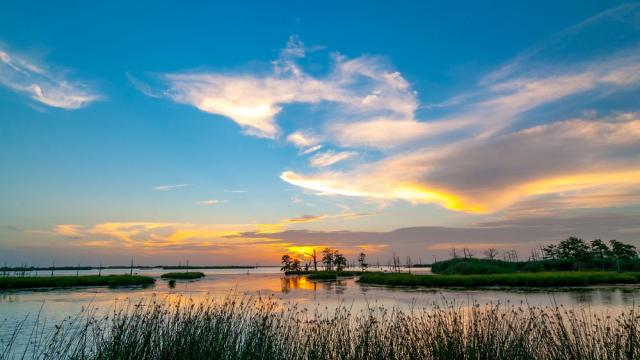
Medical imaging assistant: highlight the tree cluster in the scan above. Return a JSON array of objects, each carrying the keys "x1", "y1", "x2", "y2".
[
  {"x1": 281, "y1": 248, "x2": 368, "y2": 273},
  {"x1": 542, "y1": 237, "x2": 638, "y2": 262},
  {"x1": 322, "y1": 247, "x2": 347, "y2": 271}
]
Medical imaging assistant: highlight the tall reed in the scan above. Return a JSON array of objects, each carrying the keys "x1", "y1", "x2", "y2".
[{"x1": 2, "y1": 296, "x2": 638, "y2": 359}]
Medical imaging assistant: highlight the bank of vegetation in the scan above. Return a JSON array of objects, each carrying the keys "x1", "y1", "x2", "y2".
[
  {"x1": 160, "y1": 272, "x2": 205, "y2": 280},
  {"x1": 358, "y1": 271, "x2": 640, "y2": 288},
  {"x1": 432, "y1": 237, "x2": 639, "y2": 275},
  {"x1": 2, "y1": 296, "x2": 639, "y2": 359},
  {"x1": 306, "y1": 271, "x2": 362, "y2": 280},
  {"x1": 0, "y1": 275, "x2": 155, "y2": 290}
]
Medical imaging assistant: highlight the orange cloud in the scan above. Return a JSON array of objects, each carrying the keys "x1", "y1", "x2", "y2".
[{"x1": 282, "y1": 116, "x2": 640, "y2": 214}]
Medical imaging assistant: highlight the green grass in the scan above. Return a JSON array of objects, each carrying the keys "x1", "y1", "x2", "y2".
[
  {"x1": 431, "y1": 257, "x2": 640, "y2": 274},
  {"x1": 305, "y1": 271, "x2": 362, "y2": 280},
  {"x1": 0, "y1": 275, "x2": 155, "y2": 290},
  {"x1": 358, "y1": 271, "x2": 640, "y2": 287},
  {"x1": 307, "y1": 272, "x2": 337, "y2": 280},
  {"x1": 160, "y1": 271, "x2": 205, "y2": 280},
  {"x1": 2, "y1": 296, "x2": 639, "y2": 359},
  {"x1": 431, "y1": 258, "x2": 519, "y2": 274}
]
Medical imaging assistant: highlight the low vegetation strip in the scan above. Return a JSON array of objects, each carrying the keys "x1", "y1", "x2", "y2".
[
  {"x1": 306, "y1": 272, "x2": 337, "y2": 280},
  {"x1": 160, "y1": 271, "x2": 205, "y2": 280},
  {"x1": 3, "y1": 297, "x2": 639, "y2": 359},
  {"x1": 0, "y1": 275, "x2": 155, "y2": 290},
  {"x1": 302, "y1": 271, "x2": 362, "y2": 280},
  {"x1": 358, "y1": 271, "x2": 640, "y2": 287}
]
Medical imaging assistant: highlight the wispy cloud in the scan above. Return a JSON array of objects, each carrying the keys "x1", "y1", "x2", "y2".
[
  {"x1": 194, "y1": 199, "x2": 225, "y2": 205},
  {"x1": 0, "y1": 46, "x2": 100, "y2": 109},
  {"x1": 284, "y1": 214, "x2": 326, "y2": 223},
  {"x1": 153, "y1": 183, "x2": 192, "y2": 191},
  {"x1": 309, "y1": 150, "x2": 357, "y2": 167},
  {"x1": 287, "y1": 130, "x2": 323, "y2": 154},
  {"x1": 146, "y1": 36, "x2": 417, "y2": 140},
  {"x1": 224, "y1": 189, "x2": 248, "y2": 193}
]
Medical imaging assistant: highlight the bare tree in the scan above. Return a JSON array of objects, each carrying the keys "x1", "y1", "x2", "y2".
[
  {"x1": 303, "y1": 248, "x2": 318, "y2": 272},
  {"x1": 357, "y1": 252, "x2": 368, "y2": 271},
  {"x1": 483, "y1": 248, "x2": 499, "y2": 260}
]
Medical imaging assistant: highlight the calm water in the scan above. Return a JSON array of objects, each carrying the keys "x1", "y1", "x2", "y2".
[{"x1": 2, "y1": 267, "x2": 640, "y2": 345}]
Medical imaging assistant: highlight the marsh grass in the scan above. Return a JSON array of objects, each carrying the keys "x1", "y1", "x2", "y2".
[
  {"x1": 358, "y1": 271, "x2": 640, "y2": 288},
  {"x1": 285, "y1": 270, "x2": 362, "y2": 276},
  {"x1": 2, "y1": 296, "x2": 639, "y2": 359},
  {"x1": 431, "y1": 258, "x2": 640, "y2": 275},
  {"x1": 306, "y1": 271, "x2": 361, "y2": 280},
  {"x1": 160, "y1": 272, "x2": 205, "y2": 280},
  {"x1": 0, "y1": 275, "x2": 155, "y2": 290}
]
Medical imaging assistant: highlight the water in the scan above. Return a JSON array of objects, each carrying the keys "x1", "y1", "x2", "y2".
[{"x1": 2, "y1": 267, "x2": 640, "y2": 347}]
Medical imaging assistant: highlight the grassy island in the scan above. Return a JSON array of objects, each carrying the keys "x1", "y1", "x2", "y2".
[
  {"x1": 288, "y1": 271, "x2": 362, "y2": 280},
  {"x1": 306, "y1": 271, "x2": 359, "y2": 280},
  {"x1": 160, "y1": 271, "x2": 205, "y2": 280},
  {"x1": 358, "y1": 271, "x2": 640, "y2": 288},
  {"x1": 0, "y1": 275, "x2": 155, "y2": 290}
]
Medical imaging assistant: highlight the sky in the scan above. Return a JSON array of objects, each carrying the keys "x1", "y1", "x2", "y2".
[{"x1": 1, "y1": 1, "x2": 640, "y2": 266}]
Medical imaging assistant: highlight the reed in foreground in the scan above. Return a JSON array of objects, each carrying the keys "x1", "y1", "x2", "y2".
[
  {"x1": 0, "y1": 275, "x2": 155, "y2": 290},
  {"x1": 358, "y1": 271, "x2": 640, "y2": 288},
  {"x1": 2, "y1": 296, "x2": 639, "y2": 359}
]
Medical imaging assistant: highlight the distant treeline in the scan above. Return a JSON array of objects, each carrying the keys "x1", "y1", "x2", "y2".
[
  {"x1": 0, "y1": 266, "x2": 158, "y2": 272},
  {"x1": 161, "y1": 265, "x2": 256, "y2": 270},
  {"x1": 0, "y1": 264, "x2": 262, "y2": 273},
  {"x1": 433, "y1": 237, "x2": 639, "y2": 275},
  {"x1": 0, "y1": 275, "x2": 155, "y2": 290}
]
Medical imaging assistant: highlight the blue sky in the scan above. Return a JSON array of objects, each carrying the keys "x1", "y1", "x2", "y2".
[{"x1": 1, "y1": 1, "x2": 640, "y2": 265}]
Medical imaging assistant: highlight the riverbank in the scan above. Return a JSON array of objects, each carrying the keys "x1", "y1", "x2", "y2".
[
  {"x1": 0, "y1": 275, "x2": 155, "y2": 290},
  {"x1": 358, "y1": 271, "x2": 640, "y2": 287}
]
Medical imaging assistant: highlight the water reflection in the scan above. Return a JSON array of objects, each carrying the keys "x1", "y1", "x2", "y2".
[
  {"x1": 568, "y1": 289, "x2": 595, "y2": 304},
  {"x1": 0, "y1": 293, "x2": 19, "y2": 303},
  {"x1": 281, "y1": 276, "x2": 317, "y2": 293},
  {"x1": 1, "y1": 270, "x2": 640, "y2": 337},
  {"x1": 323, "y1": 279, "x2": 347, "y2": 295}
]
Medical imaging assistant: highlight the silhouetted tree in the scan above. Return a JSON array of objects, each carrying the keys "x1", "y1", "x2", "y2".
[
  {"x1": 281, "y1": 255, "x2": 293, "y2": 272},
  {"x1": 322, "y1": 248, "x2": 334, "y2": 271},
  {"x1": 590, "y1": 239, "x2": 609, "y2": 262},
  {"x1": 291, "y1": 258, "x2": 301, "y2": 272},
  {"x1": 305, "y1": 248, "x2": 318, "y2": 272},
  {"x1": 334, "y1": 252, "x2": 347, "y2": 271},
  {"x1": 357, "y1": 252, "x2": 368, "y2": 271},
  {"x1": 483, "y1": 248, "x2": 498, "y2": 260},
  {"x1": 557, "y1": 237, "x2": 589, "y2": 260},
  {"x1": 542, "y1": 244, "x2": 557, "y2": 260},
  {"x1": 609, "y1": 240, "x2": 637, "y2": 260}
]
